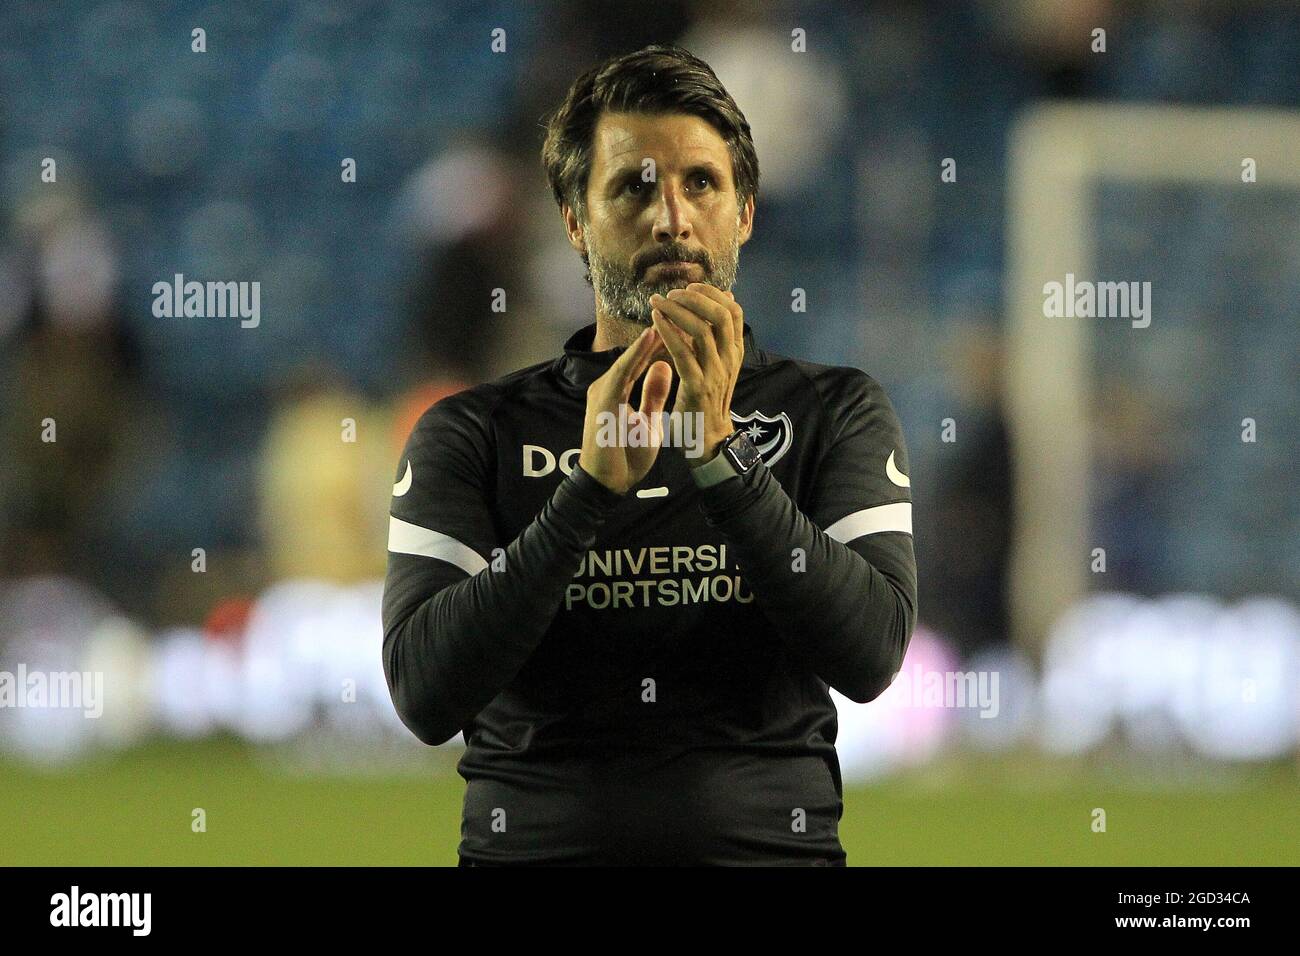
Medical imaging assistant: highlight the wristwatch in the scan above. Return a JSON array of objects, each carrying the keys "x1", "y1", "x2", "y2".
[{"x1": 690, "y1": 428, "x2": 762, "y2": 488}]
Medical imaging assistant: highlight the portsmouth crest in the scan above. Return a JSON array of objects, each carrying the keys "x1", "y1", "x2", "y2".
[{"x1": 729, "y1": 409, "x2": 794, "y2": 466}]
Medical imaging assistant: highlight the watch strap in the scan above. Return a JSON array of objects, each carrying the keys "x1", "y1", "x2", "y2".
[
  {"x1": 691, "y1": 429, "x2": 762, "y2": 489},
  {"x1": 691, "y1": 441, "x2": 741, "y2": 488}
]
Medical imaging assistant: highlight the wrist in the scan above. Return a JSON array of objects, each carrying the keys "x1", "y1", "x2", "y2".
[
  {"x1": 688, "y1": 432, "x2": 731, "y2": 469},
  {"x1": 570, "y1": 462, "x2": 627, "y2": 502}
]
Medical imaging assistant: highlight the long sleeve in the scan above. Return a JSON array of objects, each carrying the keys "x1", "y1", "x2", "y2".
[
  {"x1": 381, "y1": 392, "x2": 622, "y2": 745},
  {"x1": 695, "y1": 371, "x2": 918, "y2": 703}
]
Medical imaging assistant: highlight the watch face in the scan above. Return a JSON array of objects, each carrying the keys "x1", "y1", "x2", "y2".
[{"x1": 727, "y1": 430, "x2": 762, "y2": 472}]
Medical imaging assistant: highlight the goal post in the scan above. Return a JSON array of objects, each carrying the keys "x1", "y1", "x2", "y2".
[{"x1": 1004, "y1": 102, "x2": 1300, "y2": 654}]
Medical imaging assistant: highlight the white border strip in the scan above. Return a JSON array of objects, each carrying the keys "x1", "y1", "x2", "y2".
[
  {"x1": 388, "y1": 516, "x2": 488, "y2": 576},
  {"x1": 826, "y1": 503, "x2": 912, "y2": 542}
]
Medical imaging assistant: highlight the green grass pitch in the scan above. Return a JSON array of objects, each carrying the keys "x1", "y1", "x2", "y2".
[{"x1": 1, "y1": 739, "x2": 1294, "y2": 865}]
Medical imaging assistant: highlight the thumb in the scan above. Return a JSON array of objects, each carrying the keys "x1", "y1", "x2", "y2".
[
  {"x1": 639, "y1": 360, "x2": 673, "y2": 446},
  {"x1": 640, "y1": 360, "x2": 672, "y2": 416}
]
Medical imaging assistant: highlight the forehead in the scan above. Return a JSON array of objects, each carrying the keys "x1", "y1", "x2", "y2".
[{"x1": 589, "y1": 111, "x2": 731, "y2": 179}]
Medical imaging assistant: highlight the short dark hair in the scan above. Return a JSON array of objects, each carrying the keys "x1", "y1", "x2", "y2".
[{"x1": 541, "y1": 44, "x2": 759, "y2": 224}]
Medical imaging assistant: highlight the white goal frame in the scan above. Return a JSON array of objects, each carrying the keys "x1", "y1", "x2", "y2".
[{"x1": 1004, "y1": 102, "x2": 1300, "y2": 652}]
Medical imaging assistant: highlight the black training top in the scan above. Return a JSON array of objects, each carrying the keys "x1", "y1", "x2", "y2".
[{"x1": 382, "y1": 321, "x2": 917, "y2": 865}]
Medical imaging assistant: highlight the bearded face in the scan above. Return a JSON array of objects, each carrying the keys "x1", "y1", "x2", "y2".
[
  {"x1": 584, "y1": 220, "x2": 741, "y2": 326},
  {"x1": 569, "y1": 111, "x2": 753, "y2": 334}
]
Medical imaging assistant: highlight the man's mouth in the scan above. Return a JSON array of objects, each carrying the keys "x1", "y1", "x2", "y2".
[{"x1": 647, "y1": 260, "x2": 700, "y2": 276}]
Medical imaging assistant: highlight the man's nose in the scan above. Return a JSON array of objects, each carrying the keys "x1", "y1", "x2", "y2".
[{"x1": 652, "y1": 182, "x2": 691, "y2": 242}]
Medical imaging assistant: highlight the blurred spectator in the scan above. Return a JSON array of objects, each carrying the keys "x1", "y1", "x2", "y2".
[
  {"x1": 0, "y1": 192, "x2": 148, "y2": 610},
  {"x1": 917, "y1": 325, "x2": 1013, "y2": 659},
  {"x1": 256, "y1": 363, "x2": 390, "y2": 583}
]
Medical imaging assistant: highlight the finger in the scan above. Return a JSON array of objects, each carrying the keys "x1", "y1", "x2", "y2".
[
  {"x1": 688, "y1": 283, "x2": 736, "y2": 316},
  {"x1": 639, "y1": 360, "x2": 672, "y2": 417},
  {"x1": 651, "y1": 293, "x2": 721, "y2": 368},
  {"x1": 650, "y1": 309, "x2": 703, "y2": 384},
  {"x1": 725, "y1": 295, "x2": 742, "y2": 359},
  {"x1": 686, "y1": 283, "x2": 743, "y2": 357},
  {"x1": 668, "y1": 285, "x2": 734, "y2": 347},
  {"x1": 620, "y1": 326, "x2": 666, "y2": 401},
  {"x1": 601, "y1": 326, "x2": 659, "y2": 400},
  {"x1": 638, "y1": 359, "x2": 673, "y2": 446},
  {"x1": 673, "y1": 285, "x2": 739, "y2": 363}
]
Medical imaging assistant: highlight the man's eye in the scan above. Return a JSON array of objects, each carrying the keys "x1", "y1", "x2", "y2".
[
  {"x1": 624, "y1": 180, "x2": 647, "y2": 196},
  {"x1": 690, "y1": 174, "x2": 712, "y2": 190}
]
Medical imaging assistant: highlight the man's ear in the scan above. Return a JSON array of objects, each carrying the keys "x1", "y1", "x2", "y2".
[
  {"x1": 563, "y1": 203, "x2": 586, "y2": 255},
  {"x1": 738, "y1": 193, "x2": 755, "y2": 246}
]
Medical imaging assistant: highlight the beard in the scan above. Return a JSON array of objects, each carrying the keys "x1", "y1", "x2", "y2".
[{"x1": 586, "y1": 226, "x2": 741, "y2": 328}]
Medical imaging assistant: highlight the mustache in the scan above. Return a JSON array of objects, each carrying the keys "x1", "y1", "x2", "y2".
[{"x1": 636, "y1": 247, "x2": 711, "y2": 278}]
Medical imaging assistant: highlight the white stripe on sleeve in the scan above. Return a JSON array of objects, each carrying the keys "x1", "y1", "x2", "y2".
[
  {"x1": 824, "y1": 502, "x2": 912, "y2": 542},
  {"x1": 388, "y1": 516, "x2": 489, "y2": 576}
]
